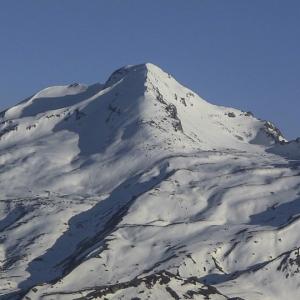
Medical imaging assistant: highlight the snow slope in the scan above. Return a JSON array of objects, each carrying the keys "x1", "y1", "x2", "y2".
[{"x1": 0, "y1": 63, "x2": 299, "y2": 300}]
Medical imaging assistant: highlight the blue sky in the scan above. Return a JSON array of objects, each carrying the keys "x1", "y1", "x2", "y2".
[{"x1": 0, "y1": 0, "x2": 299, "y2": 138}]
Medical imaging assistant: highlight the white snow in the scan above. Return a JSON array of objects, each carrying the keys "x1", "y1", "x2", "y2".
[{"x1": 0, "y1": 63, "x2": 299, "y2": 300}]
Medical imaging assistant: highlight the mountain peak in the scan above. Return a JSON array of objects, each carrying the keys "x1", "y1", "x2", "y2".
[{"x1": 104, "y1": 63, "x2": 166, "y2": 88}]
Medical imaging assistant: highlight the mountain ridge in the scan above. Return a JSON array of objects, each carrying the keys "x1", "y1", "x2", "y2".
[{"x1": 0, "y1": 62, "x2": 293, "y2": 146}]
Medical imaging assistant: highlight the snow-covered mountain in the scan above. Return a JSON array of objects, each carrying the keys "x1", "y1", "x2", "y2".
[{"x1": 0, "y1": 63, "x2": 299, "y2": 300}]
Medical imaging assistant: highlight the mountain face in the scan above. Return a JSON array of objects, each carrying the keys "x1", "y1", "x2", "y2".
[{"x1": 0, "y1": 63, "x2": 299, "y2": 300}]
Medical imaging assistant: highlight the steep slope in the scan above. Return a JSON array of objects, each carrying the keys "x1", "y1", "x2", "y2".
[{"x1": 0, "y1": 63, "x2": 299, "y2": 300}]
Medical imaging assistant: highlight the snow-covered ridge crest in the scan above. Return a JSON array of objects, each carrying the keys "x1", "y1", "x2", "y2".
[{"x1": 0, "y1": 63, "x2": 296, "y2": 156}]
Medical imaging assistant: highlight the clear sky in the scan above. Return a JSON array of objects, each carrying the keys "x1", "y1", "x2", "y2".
[{"x1": 0, "y1": 0, "x2": 299, "y2": 139}]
